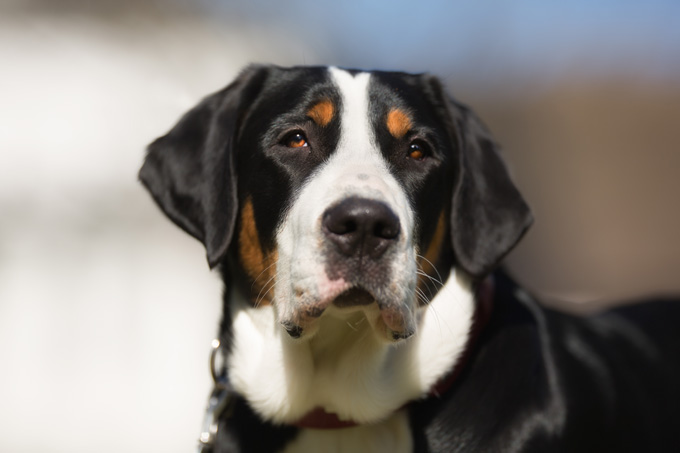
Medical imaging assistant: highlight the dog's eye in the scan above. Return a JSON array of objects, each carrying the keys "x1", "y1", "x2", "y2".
[
  {"x1": 408, "y1": 141, "x2": 428, "y2": 161},
  {"x1": 283, "y1": 132, "x2": 309, "y2": 149}
]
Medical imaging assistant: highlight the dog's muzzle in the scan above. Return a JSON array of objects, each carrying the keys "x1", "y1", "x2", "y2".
[{"x1": 282, "y1": 196, "x2": 416, "y2": 341}]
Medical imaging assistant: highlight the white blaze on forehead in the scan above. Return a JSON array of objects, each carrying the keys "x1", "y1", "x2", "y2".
[
  {"x1": 328, "y1": 67, "x2": 375, "y2": 159},
  {"x1": 326, "y1": 67, "x2": 412, "y2": 222}
]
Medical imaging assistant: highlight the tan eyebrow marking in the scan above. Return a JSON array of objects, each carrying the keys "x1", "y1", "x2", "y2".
[
  {"x1": 386, "y1": 108, "x2": 412, "y2": 138},
  {"x1": 307, "y1": 99, "x2": 335, "y2": 127}
]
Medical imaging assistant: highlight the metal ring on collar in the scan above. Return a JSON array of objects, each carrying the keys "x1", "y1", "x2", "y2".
[{"x1": 210, "y1": 338, "x2": 227, "y2": 388}]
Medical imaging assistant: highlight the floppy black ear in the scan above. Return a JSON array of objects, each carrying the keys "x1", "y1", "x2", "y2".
[
  {"x1": 449, "y1": 102, "x2": 533, "y2": 277},
  {"x1": 139, "y1": 66, "x2": 267, "y2": 268}
]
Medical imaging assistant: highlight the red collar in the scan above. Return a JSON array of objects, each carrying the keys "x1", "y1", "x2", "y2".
[{"x1": 293, "y1": 277, "x2": 494, "y2": 430}]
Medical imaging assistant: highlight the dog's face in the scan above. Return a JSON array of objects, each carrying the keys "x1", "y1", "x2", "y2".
[{"x1": 140, "y1": 65, "x2": 531, "y2": 342}]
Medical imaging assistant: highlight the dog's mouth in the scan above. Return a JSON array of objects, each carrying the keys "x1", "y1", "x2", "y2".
[
  {"x1": 332, "y1": 287, "x2": 375, "y2": 308},
  {"x1": 281, "y1": 283, "x2": 417, "y2": 342}
]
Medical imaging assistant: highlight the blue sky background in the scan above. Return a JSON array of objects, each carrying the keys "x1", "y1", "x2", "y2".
[{"x1": 195, "y1": 0, "x2": 680, "y2": 84}]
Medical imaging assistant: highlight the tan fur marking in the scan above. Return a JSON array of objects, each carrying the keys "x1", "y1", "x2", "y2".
[
  {"x1": 386, "y1": 109, "x2": 412, "y2": 138},
  {"x1": 307, "y1": 100, "x2": 335, "y2": 127},
  {"x1": 239, "y1": 198, "x2": 277, "y2": 306},
  {"x1": 417, "y1": 211, "x2": 447, "y2": 304}
]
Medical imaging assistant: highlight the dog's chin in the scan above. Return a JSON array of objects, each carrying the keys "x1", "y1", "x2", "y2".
[{"x1": 280, "y1": 285, "x2": 417, "y2": 343}]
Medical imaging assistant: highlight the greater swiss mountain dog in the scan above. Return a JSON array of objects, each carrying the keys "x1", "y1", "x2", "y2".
[{"x1": 139, "y1": 65, "x2": 680, "y2": 452}]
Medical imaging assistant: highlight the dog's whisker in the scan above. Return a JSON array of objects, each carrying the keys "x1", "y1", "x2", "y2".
[
  {"x1": 415, "y1": 266, "x2": 444, "y2": 289},
  {"x1": 255, "y1": 273, "x2": 279, "y2": 307},
  {"x1": 251, "y1": 261, "x2": 278, "y2": 291},
  {"x1": 416, "y1": 254, "x2": 445, "y2": 287},
  {"x1": 415, "y1": 268, "x2": 444, "y2": 302},
  {"x1": 256, "y1": 284, "x2": 275, "y2": 308},
  {"x1": 415, "y1": 269, "x2": 440, "y2": 300},
  {"x1": 415, "y1": 287, "x2": 432, "y2": 306},
  {"x1": 258, "y1": 279, "x2": 276, "y2": 304},
  {"x1": 415, "y1": 269, "x2": 444, "y2": 288},
  {"x1": 254, "y1": 272, "x2": 277, "y2": 305}
]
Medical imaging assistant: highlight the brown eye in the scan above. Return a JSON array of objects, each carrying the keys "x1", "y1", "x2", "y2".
[
  {"x1": 284, "y1": 132, "x2": 309, "y2": 148},
  {"x1": 408, "y1": 142, "x2": 427, "y2": 160}
]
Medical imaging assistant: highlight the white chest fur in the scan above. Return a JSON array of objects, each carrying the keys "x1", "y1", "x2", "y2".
[{"x1": 226, "y1": 269, "x2": 474, "y2": 429}]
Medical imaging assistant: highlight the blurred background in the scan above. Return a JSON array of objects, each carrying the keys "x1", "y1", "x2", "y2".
[{"x1": 1, "y1": 0, "x2": 678, "y2": 451}]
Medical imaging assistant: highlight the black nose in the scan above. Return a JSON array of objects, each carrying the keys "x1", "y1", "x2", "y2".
[{"x1": 322, "y1": 197, "x2": 400, "y2": 259}]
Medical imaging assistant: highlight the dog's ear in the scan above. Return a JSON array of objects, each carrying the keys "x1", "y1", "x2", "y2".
[
  {"x1": 139, "y1": 65, "x2": 267, "y2": 268},
  {"x1": 448, "y1": 102, "x2": 533, "y2": 277}
]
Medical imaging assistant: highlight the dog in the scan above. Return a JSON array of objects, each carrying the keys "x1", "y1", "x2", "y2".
[{"x1": 139, "y1": 65, "x2": 680, "y2": 452}]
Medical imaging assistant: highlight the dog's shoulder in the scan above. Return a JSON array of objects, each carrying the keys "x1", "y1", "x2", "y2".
[{"x1": 409, "y1": 271, "x2": 680, "y2": 452}]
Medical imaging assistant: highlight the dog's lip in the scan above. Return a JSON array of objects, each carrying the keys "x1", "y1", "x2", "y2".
[{"x1": 378, "y1": 303, "x2": 413, "y2": 336}]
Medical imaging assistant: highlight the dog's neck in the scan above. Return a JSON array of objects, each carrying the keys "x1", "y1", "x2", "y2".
[{"x1": 225, "y1": 268, "x2": 476, "y2": 425}]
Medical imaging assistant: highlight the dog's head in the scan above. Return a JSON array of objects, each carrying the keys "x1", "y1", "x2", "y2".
[{"x1": 140, "y1": 65, "x2": 531, "y2": 342}]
